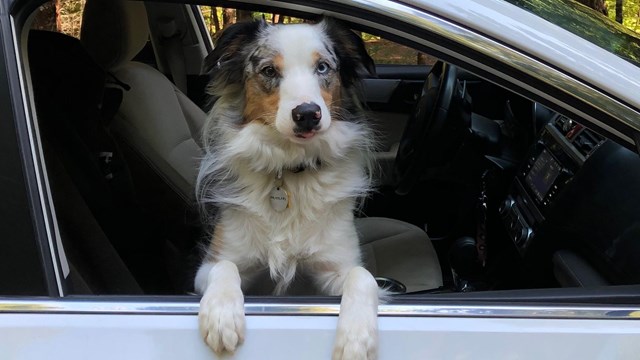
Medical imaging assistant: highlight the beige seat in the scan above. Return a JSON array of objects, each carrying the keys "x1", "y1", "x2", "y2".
[
  {"x1": 79, "y1": 0, "x2": 442, "y2": 293},
  {"x1": 81, "y1": 0, "x2": 204, "y2": 203},
  {"x1": 357, "y1": 217, "x2": 442, "y2": 292}
]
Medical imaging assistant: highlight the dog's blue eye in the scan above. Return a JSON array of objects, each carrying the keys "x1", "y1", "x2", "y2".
[
  {"x1": 261, "y1": 66, "x2": 277, "y2": 78},
  {"x1": 316, "y1": 62, "x2": 330, "y2": 75}
]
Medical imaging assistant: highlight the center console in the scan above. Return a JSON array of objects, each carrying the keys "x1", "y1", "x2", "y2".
[{"x1": 500, "y1": 114, "x2": 605, "y2": 254}]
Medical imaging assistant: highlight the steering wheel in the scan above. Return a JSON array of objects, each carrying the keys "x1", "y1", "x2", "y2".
[{"x1": 394, "y1": 61, "x2": 459, "y2": 195}]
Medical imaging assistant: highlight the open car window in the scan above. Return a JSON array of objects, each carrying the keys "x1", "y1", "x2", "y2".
[{"x1": 14, "y1": 0, "x2": 640, "y2": 307}]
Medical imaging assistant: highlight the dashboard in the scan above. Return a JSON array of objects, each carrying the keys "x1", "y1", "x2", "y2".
[
  {"x1": 500, "y1": 114, "x2": 605, "y2": 252},
  {"x1": 499, "y1": 110, "x2": 640, "y2": 287}
]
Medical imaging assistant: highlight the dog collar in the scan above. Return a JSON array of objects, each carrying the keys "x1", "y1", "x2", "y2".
[
  {"x1": 286, "y1": 159, "x2": 322, "y2": 174},
  {"x1": 289, "y1": 164, "x2": 307, "y2": 173}
]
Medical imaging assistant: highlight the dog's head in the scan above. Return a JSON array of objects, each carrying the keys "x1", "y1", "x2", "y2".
[{"x1": 204, "y1": 17, "x2": 375, "y2": 143}]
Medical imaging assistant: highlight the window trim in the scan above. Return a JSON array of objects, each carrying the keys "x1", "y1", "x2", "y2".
[{"x1": 1, "y1": 297, "x2": 640, "y2": 320}]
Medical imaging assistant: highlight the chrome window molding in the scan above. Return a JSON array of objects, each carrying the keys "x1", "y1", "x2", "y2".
[{"x1": 1, "y1": 299, "x2": 640, "y2": 320}]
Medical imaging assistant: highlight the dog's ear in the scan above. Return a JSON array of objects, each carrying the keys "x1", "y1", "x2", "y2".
[
  {"x1": 203, "y1": 18, "x2": 267, "y2": 75},
  {"x1": 321, "y1": 17, "x2": 377, "y2": 86}
]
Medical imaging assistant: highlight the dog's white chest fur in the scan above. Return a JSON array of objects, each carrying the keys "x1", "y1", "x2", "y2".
[{"x1": 216, "y1": 126, "x2": 367, "y2": 292}]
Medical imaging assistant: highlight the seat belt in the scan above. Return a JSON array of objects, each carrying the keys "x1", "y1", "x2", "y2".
[
  {"x1": 160, "y1": 19, "x2": 188, "y2": 94},
  {"x1": 98, "y1": 73, "x2": 129, "y2": 181}
]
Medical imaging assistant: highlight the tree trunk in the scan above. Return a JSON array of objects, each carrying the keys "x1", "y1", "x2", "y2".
[
  {"x1": 32, "y1": 0, "x2": 59, "y2": 32},
  {"x1": 211, "y1": 7, "x2": 220, "y2": 33},
  {"x1": 574, "y1": 0, "x2": 608, "y2": 15},
  {"x1": 55, "y1": 0, "x2": 62, "y2": 31},
  {"x1": 236, "y1": 10, "x2": 253, "y2": 22},
  {"x1": 417, "y1": 52, "x2": 428, "y2": 65},
  {"x1": 616, "y1": 0, "x2": 623, "y2": 24},
  {"x1": 222, "y1": 8, "x2": 235, "y2": 28}
]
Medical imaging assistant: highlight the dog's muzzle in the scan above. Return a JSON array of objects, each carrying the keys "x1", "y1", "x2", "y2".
[{"x1": 292, "y1": 102, "x2": 321, "y2": 133}]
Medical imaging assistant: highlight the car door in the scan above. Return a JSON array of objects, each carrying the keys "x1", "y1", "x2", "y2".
[{"x1": 2, "y1": 0, "x2": 640, "y2": 359}]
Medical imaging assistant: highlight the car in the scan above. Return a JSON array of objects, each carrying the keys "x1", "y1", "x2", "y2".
[{"x1": 2, "y1": 0, "x2": 640, "y2": 358}]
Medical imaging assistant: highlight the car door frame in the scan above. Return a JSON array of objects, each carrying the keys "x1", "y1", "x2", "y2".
[{"x1": 0, "y1": 0, "x2": 61, "y2": 296}]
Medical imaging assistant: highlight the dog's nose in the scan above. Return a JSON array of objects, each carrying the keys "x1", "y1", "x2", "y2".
[{"x1": 291, "y1": 102, "x2": 321, "y2": 130}]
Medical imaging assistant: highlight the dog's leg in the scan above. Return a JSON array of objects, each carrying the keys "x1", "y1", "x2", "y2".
[
  {"x1": 195, "y1": 260, "x2": 245, "y2": 354},
  {"x1": 313, "y1": 265, "x2": 379, "y2": 360}
]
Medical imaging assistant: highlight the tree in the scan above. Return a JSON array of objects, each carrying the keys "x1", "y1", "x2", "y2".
[
  {"x1": 236, "y1": 10, "x2": 253, "y2": 22},
  {"x1": 616, "y1": 0, "x2": 624, "y2": 23},
  {"x1": 273, "y1": 14, "x2": 287, "y2": 24},
  {"x1": 31, "y1": 0, "x2": 61, "y2": 32},
  {"x1": 576, "y1": 0, "x2": 609, "y2": 15},
  {"x1": 222, "y1": 8, "x2": 235, "y2": 29},
  {"x1": 210, "y1": 7, "x2": 221, "y2": 33}
]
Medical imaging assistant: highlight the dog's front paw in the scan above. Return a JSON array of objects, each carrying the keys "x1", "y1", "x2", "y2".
[
  {"x1": 332, "y1": 317, "x2": 377, "y2": 360},
  {"x1": 199, "y1": 284, "x2": 245, "y2": 354},
  {"x1": 332, "y1": 266, "x2": 379, "y2": 360}
]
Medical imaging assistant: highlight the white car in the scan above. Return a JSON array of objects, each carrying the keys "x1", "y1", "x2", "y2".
[{"x1": 2, "y1": 0, "x2": 640, "y2": 358}]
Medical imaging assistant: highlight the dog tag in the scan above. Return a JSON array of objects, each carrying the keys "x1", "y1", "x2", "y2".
[{"x1": 270, "y1": 186, "x2": 290, "y2": 212}]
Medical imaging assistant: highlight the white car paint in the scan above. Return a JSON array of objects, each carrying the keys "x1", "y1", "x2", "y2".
[{"x1": 2, "y1": 311, "x2": 640, "y2": 359}]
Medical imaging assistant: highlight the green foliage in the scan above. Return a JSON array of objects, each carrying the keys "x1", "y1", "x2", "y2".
[
  {"x1": 59, "y1": 0, "x2": 86, "y2": 38},
  {"x1": 605, "y1": 0, "x2": 640, "y2": 31},
  {"x1": 507, "y1": 0, "x2": 640, "y2": 65},
  {"x1": 59, "y1": 0, "x2": 84, "y2": 15}
]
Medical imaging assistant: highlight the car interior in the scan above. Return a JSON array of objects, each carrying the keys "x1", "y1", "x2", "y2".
[{"x1": 22, "y1": 0, "x2": 640, "y2": 297}]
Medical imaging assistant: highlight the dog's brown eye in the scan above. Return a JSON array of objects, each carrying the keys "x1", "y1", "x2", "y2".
[
  {"x1": 316, "y1": 62, "x2": 330, "y2": 75},
  {"x1": 261, "y1": 66, "x2": 277, "y2": 78}
]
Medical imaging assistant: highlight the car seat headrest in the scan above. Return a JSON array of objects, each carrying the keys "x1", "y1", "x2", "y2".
[
  {"x1": 28, "y1": 30, "x2": 106, "y2": 114},
  {"x1": 80, "y1": 0, "x2": 150, "y2": 71}
]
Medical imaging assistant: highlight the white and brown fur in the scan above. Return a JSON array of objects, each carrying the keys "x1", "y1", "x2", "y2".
[{"x1": 194, "y1": 17, "x2": 381, "y2": 359}]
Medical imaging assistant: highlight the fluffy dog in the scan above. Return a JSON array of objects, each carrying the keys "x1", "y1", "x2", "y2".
[{"x1": 194, "y1": 17, "x2": 381, "y2": 359}]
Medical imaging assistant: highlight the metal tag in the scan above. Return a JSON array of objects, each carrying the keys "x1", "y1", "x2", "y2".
[{"x1": 269, "y1": 186, "x2": 289, "y2": 212}]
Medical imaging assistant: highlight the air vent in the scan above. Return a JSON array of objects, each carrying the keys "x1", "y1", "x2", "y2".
[
  {"x1": 551, "y1": 115, "x2": 606, "y2": 159},
  {"x1": 555, "y1": 116, "x2": 577, "y2": 137},
  {"x1": 572, "y1": 128, "x2": 604, "y2": 158}
]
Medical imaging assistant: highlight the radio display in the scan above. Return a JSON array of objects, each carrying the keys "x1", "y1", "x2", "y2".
[{"x1": 525, "y1": 149, "x2": 562, "y2": 201}]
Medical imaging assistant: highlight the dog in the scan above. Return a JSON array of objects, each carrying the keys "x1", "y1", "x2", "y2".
[{"x1": 194, "y1": 17, "x2": 381, "y2": 359}]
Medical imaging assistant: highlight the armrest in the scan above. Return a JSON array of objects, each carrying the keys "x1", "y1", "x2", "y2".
[{"x1": 552, "y1": 250, "x2": 609, "y2": 287}]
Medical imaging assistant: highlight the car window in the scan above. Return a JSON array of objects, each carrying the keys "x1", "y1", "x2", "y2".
[{"x1": 19, "y1": 0, "x2": 640, "y2": 302}]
